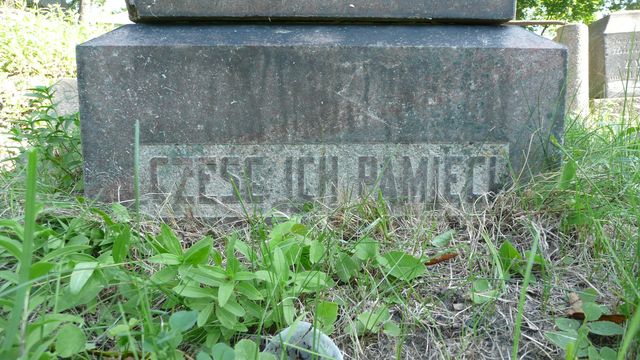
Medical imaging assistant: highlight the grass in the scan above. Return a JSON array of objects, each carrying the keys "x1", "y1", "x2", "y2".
[
  {"x1": 0, "y1": 4, "x2": 112, "y2": 161},
  {"x1": 0, "y1": 98, "x2": 637, "y2": 358},
  {"x1": 0, "y1": 5, "x2": 638, "y2": 360}
]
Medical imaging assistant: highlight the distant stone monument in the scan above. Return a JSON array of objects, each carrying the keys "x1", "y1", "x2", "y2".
[
  {"x1": 554, "y1": 24, "x2": 590, "y2": 116},
  {"x1": 589, "y1": 11, "x2": 640, "y2": 99},
  {"x1": 77, "y1": 1, "x2": 567, "y2": 217}
]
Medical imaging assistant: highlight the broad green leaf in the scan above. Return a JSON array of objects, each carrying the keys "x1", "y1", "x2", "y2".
[
  {"x1": 60, "y1": 274, "x2": 103, "y2": 311},
  {"x1": 212, "y1": 249, "x2": 223, "y2": 266},
  {"x1": 70, "y1": 262, "x2": 98, "y2": 294},
  {"x1": 291, "y1": 223, "x2": 308, "y2": 236},
  {"x1": 234, "y1": 339, "x2": 258, "y2": 359},
  {"x1": 432, "y1": 230, "x2": 456, "y2": 248},
  {"x1": 111, "y1": 203, "x2": 131, "y2": 222},
  {"x1": 270, "y1": 221, "x2": 297, "y2": 244},
  {"x1": 55, "y1": 324, "x2": 86, "y2": 358},
  {"x1": 588, "y1": 321, "x2": 624, "y2": 336},
  {"x1": 255, "y1": 270, "x2": 276, "y2": 283},
  {"x1": 112, "y1": 225, "x2": 130, "y2": 263},
  {"x1": 222, "y1": 299, "x2": 246, "y2": 317},
  {"x1": 0, "y1": 270, "x2": 18, "y2": 284},
  {"x1": 357, "y1": 307, "x2": 390, "y2": 333},
  {"x1": 293, "y1": 271, "x2": 332, "y2": 293},
  {"x1": 558, "y1": 159, "x2": 577, "y2": 190},
  {"x1": 556, "y1": 318, "x2": 581, "y2": 331},
  {"x1": 169, "y1": 311, "x2": 197, "y2": 332},
  {"x1": 283, "y1": 297, "x2": 295, "y2": 325},
  {"x1": 196, "y1": 352, "x2": 213, "y2": 360},
  {"x1": 233, "y1": 271, "x2": 256, "y2": 281},
  {"x1": 336, "y1": 252, "x2": 358, "y2": 283},
  {"x1": 198, "y1": 303, "x2": 214, "y2": 327},
  {"x1": 380, "y1": 251, "x2": 426, "y2": 281},
  {"x1": 159, "y1": 224, "x2": 183, "y2": 256},
  {"x1": 259, "y1": 353, "x2": 278, "y2": 360},
  {"x1": 151, "y1": 266, "x2": 179, "y2": 283},
  {"x1": 599, "y1": 347, "x2": 617, "y2": 360},
  {"x1": 355, "y1": 238, "x2": 379, "y2": 261},
  {"x1": 309, "y1": 240, "x2": 326, "y2": 264},
  {"x1": 211, "y1": 343, "x2": 235, "y2": 360},
  {"x1": 383, "y1": 320, "x2": 402, "y2": 337},
  {"x1": 544, "y1": 330, "x2": 578, "y2": 351},
  {"x1": 216, "y1": 306, "x2": 238, "y2": 330},
  {"x1": 0, "y1": 236, "x2": 22, "y2": 259},
  {"x1": 172, "y1": 285, "x2": 216, "y2": 299},
  {"x1": 148, "y1": 253, "x2": 182, "y2": 265},
  {"x1": 583, "y1": 302, "x2": 604, "y2": 321},
  {"x1": 184, "y1": 237, "x2": 213, "y2": 265},
  {"x1": 316, "y1": 301, "x2": 338, "y2": 327},
  {"x1": 471, "y1": 279, "x2": 499, "y2": 304},
  {"x1": 578, "y1": 288, "x2": 598, "y2": 304},
  {"x1": 588, "y1": 346, "x2": 599, "y2": 360},
  {"x1": 182, "y1": 266, "x2": 227, "y2": 286},
  {"x1": 41, "y1": 245, "x2": 92, "y2": 262},
  {"x1": 498, "y1": 240, "x2": 522, "y2": 273},
  {"x1": 30, "y1": 262, "x2": 54, "y2": 280},
  {"x1": 236, "y1": 282, "x2": 264, "y2": 300},
  {"x1": 233, "y1": 239, "x2": 256, "y2": 263},
  {"x1": 218, "y1": 281, "x2": 234, "y2": 307},
  {"x1": 272, "y1": 247, "x2": 289, "y2": 281}
]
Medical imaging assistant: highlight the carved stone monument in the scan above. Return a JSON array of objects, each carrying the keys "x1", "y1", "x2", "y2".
[
  {"x1": 589, "y1": 11, "x2": 640, "y2": 99},
  {"x1": 77, "y1": 2, "x2": 567, "y2": 217}
]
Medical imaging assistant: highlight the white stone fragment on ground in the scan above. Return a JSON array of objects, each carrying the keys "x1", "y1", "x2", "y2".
[{"x1": 264, "y1": 322, "x2": 343, "y2": 360}]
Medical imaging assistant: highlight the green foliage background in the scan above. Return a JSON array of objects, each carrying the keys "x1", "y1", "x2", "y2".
[{"x1": 517, "y1": 0, "x2": 640, "y2": 23}]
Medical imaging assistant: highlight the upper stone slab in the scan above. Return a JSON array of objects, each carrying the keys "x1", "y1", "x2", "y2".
[{"x1": 125, "y1": 0, "x2": 517, "y2": 24}]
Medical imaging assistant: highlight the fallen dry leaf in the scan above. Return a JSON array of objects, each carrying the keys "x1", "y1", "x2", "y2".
[
  {"x1": 566, "y1": 313, "x2": 627, "y2": 324},
  {"x1": 565, "y1": 292, "x2": 626, "y2": 324},
  {"x1": 426, "y1": 253, "x2": 458, "y2": 266}
]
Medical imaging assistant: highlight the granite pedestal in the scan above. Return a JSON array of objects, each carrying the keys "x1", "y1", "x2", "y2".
[
  {"x1": 77, "y1": 24, "x2": 566, "y2": 217},
  {"x1": 125, "y1": 0, "x2": 516, "y2": 24}
]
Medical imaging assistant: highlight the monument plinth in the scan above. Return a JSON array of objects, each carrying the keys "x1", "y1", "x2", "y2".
[
  {"x1": 125, "y1": 0, "x2": 516, "y2": 24},
  {"x1": 589, "y1": 11, "x2": 640, "y2": 99},
  {"x1": 77, "y1": 24, "x2": 566, "y2": 217}
]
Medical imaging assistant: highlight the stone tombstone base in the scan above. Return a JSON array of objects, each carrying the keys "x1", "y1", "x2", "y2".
[
  {"x1": 589, "y1": 11, "x2": 640, "y2": 99},
  {"x1": 125, "y1": 0, "x2": 516, "y2": 24},
  {"x1": 77, "y1": 24, "x2": 566, "y2": 218}
]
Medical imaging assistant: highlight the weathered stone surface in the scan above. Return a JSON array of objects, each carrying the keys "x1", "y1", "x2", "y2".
[
  {"x1": 554, "y1": 24, "x2": 590, "y2": 116},
  {"x1": 589, "y1": 11, "x2": 640, "y2": 99},
  {"x1": 265, "y1": 322, "x2": 343, "y2": 360},
  {"x1": 77, "y1": 24, "x2": 566, "y2": 217},
  {"x1": 52, "y1": 78, "x2": 79, "y2": 116},
  {"x1": 124, "y1": 0, "x2": 516, "y2": 24}
]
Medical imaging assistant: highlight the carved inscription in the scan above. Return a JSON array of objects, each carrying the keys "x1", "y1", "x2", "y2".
[
  {"x1": 605, "y1": 34, "x2": 640, "y2": 95},
  {"x1": 140, "y1": 144, "x2": 509, "y2": 216}
]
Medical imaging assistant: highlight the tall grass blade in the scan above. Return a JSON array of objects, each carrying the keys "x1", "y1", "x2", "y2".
[
  {"x1": 617, "y1": 300, "x2": 640, "y2": 360},
  {"x1": 2, "y1": 150, "x2": 38, "y2": 353},
  {"x1": 511, "y1": 224, "x2": 541, "y2": 359},
  {"x1": 134, "y1": 119, "x2": 140, "y2": 223}
]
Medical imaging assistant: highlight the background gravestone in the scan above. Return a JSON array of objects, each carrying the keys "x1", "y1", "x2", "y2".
[
  {"x1": 77, "y1": 23, "x2": 567, "y2": 217},
  {"x1": 554, "y1": 24, "x2": 590, "y2": 116},
  {"x1": 589, "y1": 11, "x2": 640, "y2": 99},
  {"x1": 125, "y1": 0, "x2": 516, "y2": 23}
]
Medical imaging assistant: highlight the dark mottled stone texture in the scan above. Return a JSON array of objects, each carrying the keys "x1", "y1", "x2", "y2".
[
  {"x1": 77, "y1": 24, "x2": 566, "y2": 216},
  {"x1": 125, "y1": 0, "x2": 516, "y2": 24}
]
